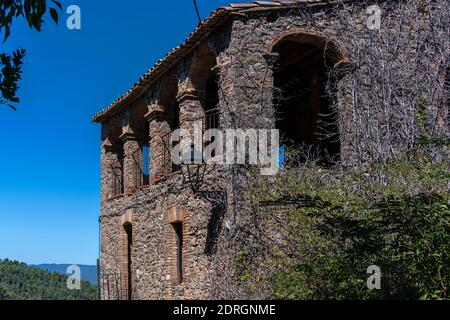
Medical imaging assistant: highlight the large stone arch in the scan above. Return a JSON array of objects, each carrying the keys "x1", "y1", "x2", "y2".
[
  {"x1": 158, "y1": 74, "x2": 180, "y2": 130},
  {"x1": 269, "y1": 28, "x2": 350, "y2": 165},
  {"x1": 188, "y1": 46, "x2": 218, "y2": 93},
  {"x1": 269, "y1": 28, "x2": 349, "y2": 65},
  {"x1": 127, "y1": 99, "x2": 149, "y2": 138}
]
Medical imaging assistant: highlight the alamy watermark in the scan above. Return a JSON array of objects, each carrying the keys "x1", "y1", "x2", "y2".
[
  {"x1": 367, "y1": 265, "x2": 381, "y2": 290},
  {"x1": 169, "y1": 120, "x2": 280, "y2": 176},
  {"x1": 66, "y1": 5, "x2": 81, "y2": 30},
  {"x1": 366, "y1": 5, "x2": 382, "y2": 30},
  {"x1": 66, "y1": 264, "x2": 81, "y2": 290}
]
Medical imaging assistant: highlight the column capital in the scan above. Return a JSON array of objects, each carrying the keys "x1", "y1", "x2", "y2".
[
  {"x1": 145, "y1": 109, "x2": 174, "y2": 123},
  {"x1": 103, "y1": 143, "x2": 115, "y2": 153},
  {"x1": 120, "y1": 131, "x2": 141, "y2": 143},
  {"x1": 176, "y1": 89, "x2": 205, "y2": 104},
  {"x1": 102, "y1": 138, "x2": 119, "y2": 153}
]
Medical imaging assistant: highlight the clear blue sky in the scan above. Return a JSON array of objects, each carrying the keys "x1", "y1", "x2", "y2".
[{"x1": 0, "y1": 0, "x2": 234, "y2": 265}]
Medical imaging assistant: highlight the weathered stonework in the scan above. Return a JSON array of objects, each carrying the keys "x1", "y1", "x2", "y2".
[{"x1": 94, "y1": 0, "x2": 449, "y2": 300}]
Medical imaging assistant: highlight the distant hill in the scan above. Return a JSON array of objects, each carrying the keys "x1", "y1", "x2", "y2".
[
  {"x1": 32, "y1": 264, "x2": 97, "y2": 285},
  {"x1": 0, "y1": 259, "x2": 97, "y2": 300}
]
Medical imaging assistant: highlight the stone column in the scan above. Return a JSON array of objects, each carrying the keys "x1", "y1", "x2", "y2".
[
  {"x1": 177, "y1": 89, "x2": 205, "y2": 157},
  {"x1": 145, "y1": 105, "x2": 173, "y2": 180},
  {"x1": 120, "y1": 132, "x2": 141, "y2": 193}
]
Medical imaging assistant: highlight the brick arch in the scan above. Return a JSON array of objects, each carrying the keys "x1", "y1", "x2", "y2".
[
  {"x1": 120, "y1": 209, "x2": 134, "y2": 225},
  {"x1": 128, "y1": 99, "x2": 149, "y2": 137},
  {"x1": 269, "y1": 28, "x2": 349, "y2": 65},
  {"x1": 159, "y1": 75, "x2": 179, "y2": 109},
  {"x1": 104, "y1": 117, "x2": 123, "y2": 145},
  {"x1": 187, "y1": 46, "x2": 217, "y2": 92},
  {"x1": 167, "y1": 206, "x2": 186, "y2": 224},
  {"x1": 158, "y1": 74, "x2": 180, "y2": 129}
]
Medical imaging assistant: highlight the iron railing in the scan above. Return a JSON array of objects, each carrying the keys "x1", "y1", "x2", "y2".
[
  {"x1": 202, "y1": 111, "x2": 221, "y2": 159},
  {"x1": 100, "y1": 271, "x2": 138, "y2": 300},
  {"x1": 100, "y1": 271, "x2": 123, "y2": 300},
  {"x1": 161, "y1": 131, "x2": 181, "y2": 176},
  {"x1": 202, "y1": 110, "x2": 221, "y2": 131}
]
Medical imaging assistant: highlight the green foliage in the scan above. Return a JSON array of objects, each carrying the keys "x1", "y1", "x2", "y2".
[
  {"x1": 0, "y1": 285, "x2": 10, "y2": 300},
  {"x1": 0, "y1": 0, "x2": 61, "y2": 109},
  {"x1": 414, "y1": 95, "x2": 449, "y2": 147},
  {"x1": 0, "y1": 259, "x2": 97, "y2": 300},
  {"x1": 0, "y1": 48, "x2": 25, "y2": 109},
  {"x1": 241, "y1": 151, "x2": 449, "y2": 300},
  {"x1": 418, "y1": 136, "x2": 450, "y2": 147},
  {"x1": 0, "y1": 0, "x2": 62, "y2": 40}
]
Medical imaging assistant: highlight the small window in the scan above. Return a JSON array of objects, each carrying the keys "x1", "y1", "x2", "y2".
[
  {"x1": 142, "y1": 144, "x2": 151, "y2": 177},
  {"x1": 172, "y1": 222, "x2": 183, "y2": 284},
  {"x1": 124, "y1": 223, "x2": 133, "y2": 300}
]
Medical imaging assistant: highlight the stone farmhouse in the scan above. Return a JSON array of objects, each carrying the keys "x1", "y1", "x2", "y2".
[{"x1": 92, "y1": 0, "x2": 449, "y2": 299}]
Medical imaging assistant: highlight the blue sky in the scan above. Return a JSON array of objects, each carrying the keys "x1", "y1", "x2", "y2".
[{"x1": 0, "y1": 0, "x2": 234, "y2": 265}]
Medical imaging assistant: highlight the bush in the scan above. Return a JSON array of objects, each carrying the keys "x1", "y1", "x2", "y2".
[{"x1": 238, "y1": 151, "x2": 449, "y2": 300}]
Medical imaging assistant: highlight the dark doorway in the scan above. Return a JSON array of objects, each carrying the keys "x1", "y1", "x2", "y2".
[{"x1": 273, "y1": 40, "x2": 340, "y2": 164}]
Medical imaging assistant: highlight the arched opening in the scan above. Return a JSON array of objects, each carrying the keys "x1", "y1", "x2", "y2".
[
  {"x1": 129, "y1": 102, "x2": 150, "y2": 187},
  {"x1": 189, "y1": 48, "x2": 220, "y2": 160},
  {"x1": 107, "y1": 120, "x2": 124, "y2": 197},
  {"x1": 271, "y1": 31, "x2": 346, "y2": 165},
  {"x1": 160, "y1": 75, "x2": 180, "y2": 130},
  {"x1": 189, "y1": 47, "x2": 220, "y2": 129},
  {"x1": 159, "y1": 75, "x2": 181, "y2": 174}
]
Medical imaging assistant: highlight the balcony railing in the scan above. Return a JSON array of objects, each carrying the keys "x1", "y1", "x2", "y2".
[
  {"x1": 161, "y1": 131, "x2": 181, "y2": 176},
  {"x1": 99, "y1": 271, "x2": 137, "y2": 300},
  {"x1": 100, "y1": 271, "x2": 123, "y2": 300},
  {"x1": 202, "y1": 111, "x2": 221, "y2": 159},
  {"x1": 202, "y1": 110, "x2": 220, "y2": 131}
]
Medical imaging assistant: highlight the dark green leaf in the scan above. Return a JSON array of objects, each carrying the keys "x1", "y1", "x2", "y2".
[{"x1": 49, "y1": 7, "x2": 58, "y2": 25}]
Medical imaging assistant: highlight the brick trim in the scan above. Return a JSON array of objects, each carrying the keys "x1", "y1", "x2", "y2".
[
  {"x1": 119, "y1": 209, "x2": 134, "y2": 300},
  {"x1": 165, "y1": 206, "x2": 190, "y2": 299}
]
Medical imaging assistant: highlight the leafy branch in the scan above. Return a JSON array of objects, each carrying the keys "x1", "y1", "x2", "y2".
[
  {"x1": 0, "y1": 0, "x2": 62, "y2": 110},
  {"x1": 0, "y1": 48, "x2": 26, "y2": 110}
]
